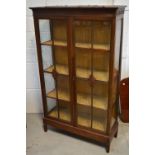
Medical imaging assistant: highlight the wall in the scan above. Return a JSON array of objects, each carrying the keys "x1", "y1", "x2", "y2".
[{"x1": 26, "y1": 0, "x2": 129, "y2": 113}]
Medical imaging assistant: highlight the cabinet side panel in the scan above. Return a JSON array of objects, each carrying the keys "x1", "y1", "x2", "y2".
[
  {"x1": 110, "y1": 16, "x2": 123, "y2": 129},
  {"x1": 33, "y1": 18, "x2": 48, "y2": 116}
]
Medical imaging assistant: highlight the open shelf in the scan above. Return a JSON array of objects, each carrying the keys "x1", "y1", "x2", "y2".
[
  {"x1": 44, "y1": 65, "x2": 108, "y2": 82},
  {"x1": 47, "y1": 89, "x2": 107, "y2": 110},
  {"x1": 41, "y1": 40, "x2": 67, "y2": 47}
]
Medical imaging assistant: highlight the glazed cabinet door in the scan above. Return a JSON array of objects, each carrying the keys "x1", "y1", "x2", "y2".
[
  {"x1": 73, "y1": 19, "x2": 112, "y2": 132},
  {"x1": 37, "y1": 18, "x2": 72, "y2": 123}
]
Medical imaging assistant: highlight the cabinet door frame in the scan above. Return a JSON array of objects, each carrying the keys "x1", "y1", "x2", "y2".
[
  {"x1": 71, "y1": 16, "x2": 114, "y2": 134},
  {"x1": 34, "y1": 16, "x2": 74, "y2": 124}
]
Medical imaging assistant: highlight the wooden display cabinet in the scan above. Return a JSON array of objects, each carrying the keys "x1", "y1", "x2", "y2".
[{"x1": 31, "y1": 5, "x2": 125, "y2": 152}]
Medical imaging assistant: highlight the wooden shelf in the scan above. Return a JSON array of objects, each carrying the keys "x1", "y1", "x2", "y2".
[
  {"x1": 44, "y1": 65, "x2": 69, "y2": 75},
  {"x1": 47, "y1": 89, "x2": 70, "y2": 101},
  {"x1": 54, "y1": 40, "x2": 67, "y2": 46},
  {"x1": 75, "y1": 42, "x2": 91, "y2": 49},
  {"x1": 93, "y1": 43, "x2": 110, "y2": 50},
  {"x1": 41, "y1": 40, "x2": 52, "y2": 45},
  {"x1": 41, "y1": 40, "x2": 67, "y2": 47},
  {"x1": 75, "y1": 42, "x2": 110, "y2": 50},
  {"x1": 47, "y1": 89, "x2": 107, "y2": 110},
  {"x1": 44, "y1": 65, "x2": 108, "y2": 82},
  {"x1": 76, "y1": 67, "x2": 109, "y2": 82},
  {"x1": 41, "y1": 40, "x2": 109, "y2": 50},
  {"x1": 44, "y1": 65, "x2": 54, "y2": 73},
  {"x1": 48, "y1": 107, "x2": 71, "y2": 122}
]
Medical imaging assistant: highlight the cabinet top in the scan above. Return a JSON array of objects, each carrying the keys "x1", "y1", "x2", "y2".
[
  {"x1": 30, "y1": 5, "x2": 126, "y2": 16},
  {"x1": 30, "y1": 5, "x2": 126, "y2": 10}
]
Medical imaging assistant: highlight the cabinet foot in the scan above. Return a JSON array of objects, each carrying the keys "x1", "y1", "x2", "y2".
[
  {"x1": 106, "y1": 142, "x2": 110, "y2": 153},
  {"x1": 106, "y1": 145, "x2": 110, "y2": 153},
  {"x1": 114, "y1": 129, "x2": 118, "y2": 138},
  {"x1": 43, "y1": 124, "x2": 48, "y2": 132}
]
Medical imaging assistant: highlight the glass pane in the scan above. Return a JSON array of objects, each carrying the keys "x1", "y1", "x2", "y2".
[
  {"x1": 47, "y1": 98, "x2": 58, "y2": 118},
  {"x1": 93, "y1": 109, "x2": 107, "y2": 131},
  {"x1": 53, "y1": 20, "x2": 67, "y2": 46},
  {"x1": 74, "y1": 20, "x2": 92, "y2": 128},
  {"x1": 55, "y1": 47, "x2": 69, "y2": 75},
  {"x1": 53, "y1": 21, "x2": 67, "y2": 40},
  {"x1": 110, "y1": 104, "x2": 117, "y2": 129},
  {"x1": 39, "y1": 19, "x2": 71, "y2": 122},
  {"x1": 77, "y1": 105, "x2": 91, "y2": 128},
  {"x1": 93, "y1": 82, "x2": 108, "y2": 110},
  {"x1": 91, "y1": 21, "x2": 111, "y2": 132},
  {"x1": 93, "y1": 21, "x2": 111, "y2": 50},
  {"x1": 44, "y1": 73, "x2": 55, "y2": 94},
  {"x1": 75, "y1": 48, "x2": 91, "y2": 79},
  {"x1": 74, "y1": 21, "x2": 91, "y2": 48},
  {"x1": 93, "y1": 52, "x2": 109, "y2": 82},
  {"x1": 42, "y1": 45, "x2": 57, "y2": 117},
  {"x1": 39, "y1": 19, "x2": 53, "y2": 72},
  {"x1": 46, "y1": 76, "x2": 71, "y2": 123},
  {"x1": 57, "y1": 75, "x2": 70, "y2": 102},
  {"x1": 39, "y1": 20, "x2": 51, "y2": 43},
  {"x1": 92, "y1": 82, "x2": 108, "y2": 132},
  {"x1": 59, "y1": 100, "x2": 71, "y2": 122},
  {"x1": 55, "y1": 47, "x2": 68, "y2": 65},
  {"x1": 39, "y1": 19, "x2": 67, "y2": 46},
  {"x1": 76, "y1": 79, "x2": 91, "y2": 128},
  {"x1": 41, "y1": 46, "x2": 53, "y2": 70}
]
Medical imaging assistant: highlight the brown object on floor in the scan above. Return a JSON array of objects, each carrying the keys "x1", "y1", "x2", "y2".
[{"x1": 120, "y1": 78, "x2": 129, "y2": 123}]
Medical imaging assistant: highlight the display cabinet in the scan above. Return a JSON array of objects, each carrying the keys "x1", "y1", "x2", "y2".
[{"x1": 31, "y1": 6, "x2": 125, "y2": 152}]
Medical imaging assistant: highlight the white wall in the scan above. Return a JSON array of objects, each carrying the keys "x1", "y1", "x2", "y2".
[
  {"x1": 114, "y1": 0, "x2": 129, "y2": 79},
  {"x1": 26, "y1": 0, "x2": 129, "y2": 113}
]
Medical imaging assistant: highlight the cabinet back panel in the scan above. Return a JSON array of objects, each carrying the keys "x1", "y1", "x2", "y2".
[
  {"x1": 93, "y1": 52, "x2": 109, "y2": 71},
  {"x1": 74, "y1": 21, "x2": 92, "y2": 43},
  {"x1": 57, "y1": 76, "x2": 70, "y2": 91},
  {"x1": 93, "y1": 21, "x2": 111, "y2": 45},
  {"x1": 55, "y1": 47, "x2": 68, "y2": 65},
  {"x1": 53, "y1": 20, "x2": 67, "y2": 41},
  {"x1": 76, "y1": 79, "x2": 91, "y2": 94},
  {"x1": 75, "y1": 48, "x2": 91, "y2": 69}
]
